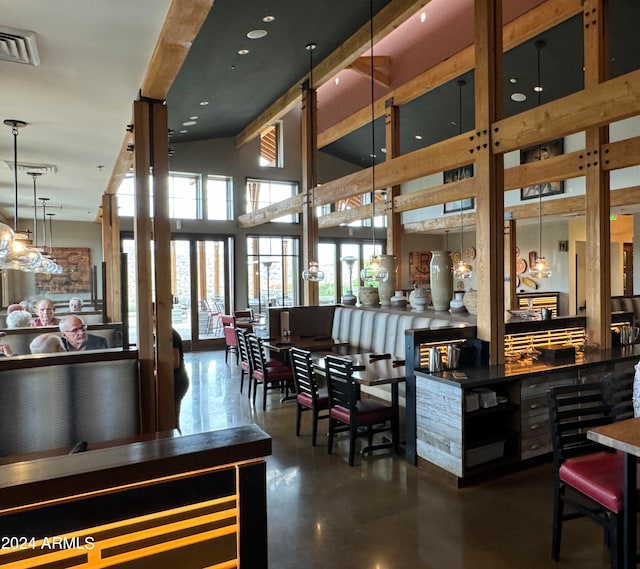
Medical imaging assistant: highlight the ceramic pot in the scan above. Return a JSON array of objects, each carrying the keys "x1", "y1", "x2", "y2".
[
  {"x1": 430, "y1": 250, "x2": 453, "y2": 311},
  {"x1": 463, "y1": 289, "x2": 478, "y2": 315},
  {"x1": 378, "y1": 254, "x2": 397, "y2": 306},
  {"x1": 409, "y1": 286, "x2": 429, "y2": 311},
  {"x1": 449, "y1": 291, "x2": 466, "y2": 313},
  {"x1": 390, "y1": 290, "x2": 408, "y2": 309},
  {"x1": 358, "y1": 286, "x2": 379, "y2": 307}
]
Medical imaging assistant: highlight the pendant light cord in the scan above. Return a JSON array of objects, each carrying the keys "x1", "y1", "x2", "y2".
[
  {"x1": 457, "y1": 79, "x2": 465, "y2": 254},
  {"x1": 369, "y1": 0, "x2": 376, "y2": 254},
  {"x1": 535, "y1": 40, "x2": 544, "y2": 262},
  {"x1": 11, "y1": 126, "x2": 19, "y2": 231},
  {"x1": 305, "y1": 42, "x2": 317, "y2": 264}
]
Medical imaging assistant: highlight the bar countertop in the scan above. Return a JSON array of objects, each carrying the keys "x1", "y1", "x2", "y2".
[{"x1": 416, "y1": 344, "x2": 640, "y2": 389}]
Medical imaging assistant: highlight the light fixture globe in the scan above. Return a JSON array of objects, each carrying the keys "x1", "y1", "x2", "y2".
[
  {"x1": 0, "y1": 222, "x2": 15, "y2": 259},
  {"x1": 360, "y1": 256, "x2": 388, "y2": 283},
  {"x1": 529, "y1": 256, "x2": 551, "y2": 278},
  {"x1": 302, "y1": 260, "x2": 325, "y2": 282},
  {"x1": 453, "y1": 260, "x2": 473, "y2": 279}
]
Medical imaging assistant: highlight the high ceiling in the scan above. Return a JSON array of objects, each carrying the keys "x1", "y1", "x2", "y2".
[{"x1": 1, "y1": 0, "x2": 639, "y2": 225}]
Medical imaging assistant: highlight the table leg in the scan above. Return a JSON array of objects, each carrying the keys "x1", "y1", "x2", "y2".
[
  {"x1": 623, "y1": 452, "x2": 636, "y2": 569},
  {"x1": 391, "y1": 382, "x2": 399, "y2": 454}
]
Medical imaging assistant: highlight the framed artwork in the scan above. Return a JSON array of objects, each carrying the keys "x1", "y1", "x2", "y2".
[
  {"x1": 520, "y1": 139, "x2": 564, "y2": 200},
  {"x1": 443, "y1": 165, "x2": 474, "y2": 213},
  {"x1": 409, "y1": 251, "x2": 432, "y2": 285},
  {"x1": 35, "y1": 247, "x2": 91, "y2": 294}
]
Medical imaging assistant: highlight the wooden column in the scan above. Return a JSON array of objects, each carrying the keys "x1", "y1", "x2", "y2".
[
  {"x1": 301, "y1": 81, "x2": 319, "y2": 306},
  {"x1": 504, "y1": 219, "x2": 518, "y2": 310},
  {"x1": 385, "y1": 98, "x2": 403, "y2": 282},
  {"x1": 474, "y1": 0, "x2": 505, "y2": 364},
  {"x1": 584, "y1": 0, "x2": 611, "y2": 347},
  {"x1": 132, "y1": 98, "x2": 174, "y2": 433},
  {"x1": 101, "y1": 193, "x2": 121, "y2": 322}
]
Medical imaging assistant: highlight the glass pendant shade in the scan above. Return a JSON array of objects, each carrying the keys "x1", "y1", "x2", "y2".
[
  {"x1": 360, "y1": 255, "x2": 388, "y2": 282},
  {"x1": 2, "y1": 240, "x2": 42, "y2": 271},
  {"x1": 0, "y1": 222, "x2": 15, "y2": 259},
  {"x1": 529, "y1": 256, "x2": 552, "y2": 278},
  {"x1": 302, "y1": 260, "x2": 325, "y2": 282},
  {"x1": 453, "y1": 260, "x2": 473, "y2": 279}
]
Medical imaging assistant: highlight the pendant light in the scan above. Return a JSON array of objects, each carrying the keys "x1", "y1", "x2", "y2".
[
  {"x1": 528, "y1": 40, "x2": 551, "y2": 279},
  {"x1": 360, "y1": 0, "x2": 388, "y2": 284},
  {"x1": 2, "y1": 119, "x2": 42, "y2": 272},
  {"x1": 452, "y1": 79, "x2": 472, "y2": 279},
  {"x1": 301, "y1": 42, "x2": 325, "y2": 283}
]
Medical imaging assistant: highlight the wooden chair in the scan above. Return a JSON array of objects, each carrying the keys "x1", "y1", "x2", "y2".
[
  {"x1": 248, "y1": 334, "x2": 293, "y2": 410},
  {"x1": 547, "y1": 381, "x2": 638, "y2": 569},
  {"x1": 324, "y1": 355, "x2": 397, "y2": 466},
  {"x1": 236, "y1": 328, "x2": 251, "y2": 393},
  {"x1": 203, "y1": 299, "x2": 222, "y2": 334},
  {"x1": 223, "y1": 325, "x2": 239, "y2": 365},
  {"x1": 289, "y1": 347, "x2": 329, "y2": 446}
]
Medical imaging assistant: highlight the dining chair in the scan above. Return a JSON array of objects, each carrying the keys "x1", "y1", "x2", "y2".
[
  {"x1": 289, "y1": 347, "x2": 329, "y2": 446},
  {"x1": 204, "y1": 299, "x2": 222, "y2": 335},
  {"x1": 234, "y1": 309, "x2": 252, "y2": 320},
  {"x1": 220, "y1": 314, "x2": 235, "y2": 327},
  {"x1": 236, "y1": 328, "x2": 251, "y2": 394},
  {"x1": 223, "y1": 325, "x2": 239, "y2": 365},
  {"x1": 601, "y1": 368, "x2": 635, "y2": 423},
  {"x1": 248, "y1": 334, "x2": 294, "y2": 410},
  {"x1": 547, "y1": 381, "x2": 638, "y2": 569},
  {"x1": 324, "y1": 355, "x2": 397, "y2": 466}
]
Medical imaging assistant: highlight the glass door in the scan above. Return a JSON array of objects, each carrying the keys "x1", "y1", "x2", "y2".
[{"x1": 196, "y1": 239, "x2": 227, "y2": 341}]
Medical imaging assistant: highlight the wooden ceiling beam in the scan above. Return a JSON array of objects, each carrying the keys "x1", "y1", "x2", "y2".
[
  {"x1": 348, "y1": 56, "x2": 391, "y2": 88},
  {"x1": 235, "y1": 0, "x2": 428, "y2": 148}
]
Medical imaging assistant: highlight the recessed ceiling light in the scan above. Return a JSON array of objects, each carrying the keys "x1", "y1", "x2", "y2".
[
  {"x1": 509, "y1": 77, "x2": 517, "y2": 84},
  {"x1": 420, "y1": 12, "x2": 427, "y2": 23},
  {"x1": 415, "y1": 135, "x2": 423, "y2": 140},
  {"x1": 238, "y1": 49, "x2": 249, "y2": 55},
  {"x1": 182, "y1": 121, "x2": 197, "y2": 126},
  {"x1": 180, "y1": 129, "x2": 188, "y2": 133},
  {"x1": 199, "y1": 101, "x2": 209, "y2": 106},
  {"x1": 381, "y1": 147, "x2": 387, "y2": 154},
  {"x1": 511, "y1": 92, "x2": 526, "y2": 102},
  {"x1": 335, "y1": 76, "x2": 340, "y2": 86},
  {"x1": 263, "y1": 15, "x2": 275, "y2": 23},
  {"x1": 247, "y1": 29, "x2": 267, "y2": 40},
  {"x1": 190, "y1": 115, "x2": 198, "y2": 120},
  {"x1": 534, "y1": 85, "x2": 543, "y2": 93}
]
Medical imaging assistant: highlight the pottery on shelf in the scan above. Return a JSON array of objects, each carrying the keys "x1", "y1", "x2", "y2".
[
  {"x1": 390, "y1": 290, "x2": 408, "y2": 309},
  {"x1": 449, "y1": 291, "x2": 466, "y2": 313},
  {"x1": 463, "y1": 289, "x2": 478, "y2": 315},
  {"x1": 378, "y1": 254, "x2": 397, "y2": 306},
  {"x1": 409, "y1": 286, "x2": 430, "y2": 311},
  {"x1": 430, "y1": 250, "x2": 453, "y2": 311},
  {"x1": 358, "y1": 286, "x2": 380, "y2": 307}
]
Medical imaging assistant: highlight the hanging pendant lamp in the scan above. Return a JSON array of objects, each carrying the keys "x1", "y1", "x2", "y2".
[
  {"x1": 528, "y1": 40, "x2": 551, "y2": 279},
  {"x1": 301, "y1": 42, "x2": 325, "y2": 283},
  {"x1": 360, "y1": 0, "x2": 388, "y2": 284},
  {"x1": 452, "y1": 79, "x2": 472, "y2": 279}
]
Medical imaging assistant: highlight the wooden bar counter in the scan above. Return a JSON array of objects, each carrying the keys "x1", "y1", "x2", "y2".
[{"x1": 0, "y1": 426, "x2": 272, "y2": 568}]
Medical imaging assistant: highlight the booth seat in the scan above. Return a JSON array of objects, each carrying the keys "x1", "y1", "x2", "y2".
[
  {"x1": 611, "y1": 295, "x2": 640, "y2": 323},
  {"x1": 1, "y1": 324, "x2": 121, "y2": 355},
  {"x1": 330, "y1": 306, "x2": 459, "y2": 405}
]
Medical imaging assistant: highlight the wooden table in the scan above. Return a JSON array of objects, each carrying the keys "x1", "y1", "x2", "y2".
[
  {"x1": 314, "y1": 353, "x2": 406, "y2": 454},
  {"x1": 263, "y1": 335, "x2": 341, "y2": 354},
  {"x1": 588, "y1": 417, "x2": 640, "y2": 569}
]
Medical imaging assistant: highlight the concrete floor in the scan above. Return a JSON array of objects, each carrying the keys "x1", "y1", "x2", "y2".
[{"x1": 181, "y1": 350, "x2": 613, "y2": 569}]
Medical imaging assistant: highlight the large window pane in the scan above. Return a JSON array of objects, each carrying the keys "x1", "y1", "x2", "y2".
[
  {"x1": 318, "y1": 243, "x2": 336, "y2": 305},
  {"x1": 197, "y1": 240, "x2": 227, "y2": 339},
  {"x1": 206, "y1": 176, "x2": 232, "y2": 220},
  {"x1": 171, "y1": 240, "x2": 192, "y2": 340},
  {"x1": 246, "y1": 178, "x2": 298, "y2": 223},
  {"x1": 169, "y1": 173, "x2": 199, "y2": 219}
]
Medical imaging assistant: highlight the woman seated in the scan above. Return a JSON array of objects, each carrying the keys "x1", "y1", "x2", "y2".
[
  {"x1": 6, "y1": 309, "x2": 32, "y2": 328},
  {"x1": 29, "y1": 333, "x2": 66, "y2": 354}
]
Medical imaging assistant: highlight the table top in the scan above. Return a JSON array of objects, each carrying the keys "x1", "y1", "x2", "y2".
[
  {"x1": 263, "y1": 335, "x2": 340, "y2": 353},
  {"x1": 313, "y1": 353, "x2": 406, "y2": 387},
  {"x1": 588, "y1": 417, "x2": 640, "y2": 457}
]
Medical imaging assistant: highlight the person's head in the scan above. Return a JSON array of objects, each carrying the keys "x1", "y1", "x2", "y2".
[
  {"x1": 7, "y1": 304, "x2": 23, "y2": 314},
  {"x1": 35, "y1": 299, "x2": 55, "y2": 325},
  {"x1": 6, "y1": 309, "x2": 31, "y2": 328},
  {"x1": 29, "y1": 333, "x2": 66, "y2": 354},
  {"x1": 18, "y1": 300, "x2": 33, "y2": 313},
  {"x1": 59, "y1": 315, "x2": 87, "y2": 350},
  {"x1": 68, "y1": 297, "x2": 83, "y2": 312}
]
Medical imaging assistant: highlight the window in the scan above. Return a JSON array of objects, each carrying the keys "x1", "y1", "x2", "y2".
[
  {"x1": 259, "y1": 123, "x2": 282, "y2": 168},
  {"x1": 247, "y1": 236, "x2": 298, "y2": 312},
  {"x1": 116, "y1": 172, "x2": 201, "y2": 219},
  {"x1": 206, "y1": 175, "x2": 232, "y2": 220},
  {"x1": 246, "y1": 178, "x2": 298, "y2": 223}
]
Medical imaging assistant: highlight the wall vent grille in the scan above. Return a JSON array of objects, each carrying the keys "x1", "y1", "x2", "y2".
[{"x1": 0, "y1": 26, "x2": 40, "y2": 66}]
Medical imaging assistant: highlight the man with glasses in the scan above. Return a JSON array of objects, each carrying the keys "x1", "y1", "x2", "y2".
[{"x1": 59, "y1": 315, "x2": 108, "y2": 351}]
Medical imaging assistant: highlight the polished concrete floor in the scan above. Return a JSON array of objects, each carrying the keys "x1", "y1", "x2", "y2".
[{"x1": 181, "y1": 350, "x2": 613, "y2": 569}]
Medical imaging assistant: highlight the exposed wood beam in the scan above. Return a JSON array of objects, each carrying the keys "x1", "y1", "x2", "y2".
[
  {"x1": 238, "y1": 194, "x2": 304, "y2": 228},
  {"x1": 103, "y1": 0, "x2": 214, "y2": 201},
  {"x1": 318, "y1": 0, "x2": 582, "y2": 148},
  {"x1": 348, "y1": 56, "x2": 391, "y2": 88},
  {"x1": 235, "y1": 0, "x2": 428, "y2": 148}
]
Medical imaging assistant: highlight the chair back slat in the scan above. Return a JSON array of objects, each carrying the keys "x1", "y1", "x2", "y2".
[
  {"x1": 290, "y1": 347, "x2": 316, "y2": 399},
  {"x1": 548, "y1": 382, "x2": 612, "y2": 467},
  {"x1": 325, "y1": 356, "x2": 357, "y2": 412},
  {"x1": 236, "y1": 328, "x2": 251, "y2": 369},
  {"x1": 601, "y1": 369, "x2": 635, "y2": 422},
  {"x1": 248, "y1": 334, "x2": 267, "y2": 375}
]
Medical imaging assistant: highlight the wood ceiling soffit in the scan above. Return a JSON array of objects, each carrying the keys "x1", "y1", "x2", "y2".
[
  {"x1": 102, "y1": 0, "x2": 213, "y2": 208},
  {"x1": 348, "y1": 56, "x2": 391, "y2": 88},
  {"x1": 235, "y1": 0, "x2": 428, "y2": 148},
  {"x1": 318, "y1": 0, "x2": 582, "y2": 148}
]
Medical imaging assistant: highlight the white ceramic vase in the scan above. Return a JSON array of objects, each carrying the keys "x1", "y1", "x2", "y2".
[{"x1": 378, "y1": 254, "x2": 397, "y2": 306}]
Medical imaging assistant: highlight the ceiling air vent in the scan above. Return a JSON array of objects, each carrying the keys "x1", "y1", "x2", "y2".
[
  {"x1": 2, "y1": 161, "x2": 57, "y2": 174},
  {"x1": 0, "y1": 26, "x2": 40, "y2": 66}
]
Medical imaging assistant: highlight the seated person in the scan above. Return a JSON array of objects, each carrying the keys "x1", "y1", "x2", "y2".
[
  {"x1": 68, "y1": 297, "x2": 84, "y2": 312},
  {"x1": 29, "y1": 333, "x2": 66, "y2": 354},
  {"x1": 7, "y1": 303, "x2": 25, "y2": 314},
  {"x1": 6, "y1": 309, "x2": 32, "y2": 328},
  {"x1": 59, "y1": 315, "x2": 108, "y2": 351},
  {"x1": 0, "y1": 332, "x2": 12, "y2": 357},
  {"x1": 18, "y1": 300, "x2": 34, "y2": 314},
  {"x1": 30, "y1": 298, "x2": 60, "y2": 327}
]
